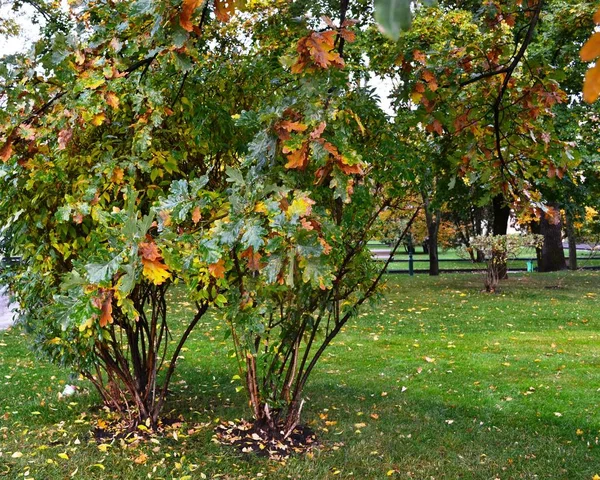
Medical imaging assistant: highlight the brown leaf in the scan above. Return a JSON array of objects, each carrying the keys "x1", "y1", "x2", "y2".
[
  {"x1": 0, "y1": 140, "x2": 13, "y2": 162},
  {"x1": 58, "y1": 128, "x2": 73, "y2": 150},
  {"x1": 214, "y1": 0, "x2": 235, "y2": 22},
  {"x1": 241, "y1": 247, "x2": 263, "y2": 272},
  {"x1": 139, "y1": 242, "x2": 162, "y2": 261},
  {"x1": 595, "y1": 6, "x2": 600, "y2": 24}
]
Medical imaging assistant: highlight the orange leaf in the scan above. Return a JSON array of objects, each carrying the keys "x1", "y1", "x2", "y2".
[
  {"x1": 180, "y1": 0, "x2": 203, "y2": 32},
  {"x1": 142, "y1": 258, "x2": 171, "y2": 285},
  {"x1": 208, "y1": 258, "x2": 226, "y2": 279},
  {"x1": 595, "y1": 6, "x2": 600, "y2": 25},
  {"x1": 337, "y1": 158, "x2": 364, "y2": 175},
  {"x1": 0, "y1": 140, "x2": 13, "y2": 162},
  {"x1": 99, "y1": 293, "x2": 113, "y2": 328},
  {"x1": 581, "y1": 32, "x2": 600, "y2": 62},
  {"x1": 139, "y1": 242, "x2": 162, "y2": 261},
  {"x1": 284, "y1": 142, "x2": 310, "y2": 170},
  {"x1": 339, "y1": 28, "x2": 356, "y2": 43},
  {"x1": 192, "y1": 206, "x2": 201, "y2": 224},
  {"x1": 413, "y1": 50, "x2": 426, "y2": 64},
  {"x1": 583, "y1": 63, "x2": 600, "y2": 103},
  {"x1": 278, "y1": 121, "x2": 308, "y2": 133},
  {"x1": 106, "y1": 92, "x2": 120, "y2": 110}
]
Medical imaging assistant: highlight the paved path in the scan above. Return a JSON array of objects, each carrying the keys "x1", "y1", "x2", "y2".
[{"x1": 0, "y1": 287, "x2": 16, "y2": 330}]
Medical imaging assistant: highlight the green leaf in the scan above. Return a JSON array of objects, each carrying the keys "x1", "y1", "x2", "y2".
[
  {"x1": 374, "y1": 0, "x2": 412, "y2": 40},
  {"x1": 86, "y1": 254, "x2": 123, "y2": 284}
]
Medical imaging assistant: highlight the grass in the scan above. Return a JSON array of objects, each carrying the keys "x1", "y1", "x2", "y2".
[{"x1": 1, "y1": 271, "x2": 600, "y2": 479}]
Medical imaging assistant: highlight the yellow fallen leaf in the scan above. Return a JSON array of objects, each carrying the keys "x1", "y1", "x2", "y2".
[
  {"x1": 58, "y1": 452, "x2": 69, "y2": 460},
  {"x1": 11, "y1": 451, "x2": 23, "y2": 458}
]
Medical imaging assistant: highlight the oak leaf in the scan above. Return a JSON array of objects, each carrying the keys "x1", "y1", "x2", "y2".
[
  {"x1": 0, "y1": 141, "x2": 13, "y2": 162},
  {"x1": 142, "y1": 258, "x2": 171, "y2": 285},
  {"x1": 99, "y1": 292, "x2": 113, "y2": 328},
  {"x1": 241, "y1": 247, "x2": 263, "y2": 272},
  {"x1": 284, "y1": 142, "x2": 310, "y2": 170},
  {"x1": 139, "y1": 242, "x2": 162, "y2": 261},
  {"x1": 214, "y1": 0, "x2": 235, "y2": 22}
]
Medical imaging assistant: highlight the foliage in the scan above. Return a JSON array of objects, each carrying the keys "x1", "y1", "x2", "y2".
[{"x1": 471, "y1": 234, "x2": 543, "y2": 292}]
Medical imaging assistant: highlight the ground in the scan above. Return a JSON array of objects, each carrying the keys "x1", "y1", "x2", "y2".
[{"x1": 1, "y1": 271, "x2": 599, "y2": 479}]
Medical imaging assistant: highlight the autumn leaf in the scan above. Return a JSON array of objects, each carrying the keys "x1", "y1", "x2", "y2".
[
  {"x1": 192, "y1": 206, "x2": 202, "y2": 224},
  {"x1": 583, "y1": 63, "x2": 600, "y2": 103},
  {"x1": 139, "y1": 241, "x2": 162, "y2": 261},
  {"x1": 288, "y1": 193, "x2": 315, "y2": 217},
  {"x1": 292, "y1": 30, "x2": 345, "y2": 73},
  {"x1": 105, "y1": 92, "x2": 120, "y2": 110},
  {"x1": 99, "y1": 292, "x2": 113, "y2": 328},
  {"x1": 214, "y1": 0, "x2": 235, "y2": 22},
  {"x1": 58, "y1": 128, "x2": 73, "y2": 150},
  {"x1": 91, "y1": 113, "x2": 106, "y2": 126},
  {"x1": 241, "y1": 247, "x2": 263, "y2": 272},
  {"x1": 180, "y1": 0, "x2": 203, "y2": 32},
  {"x1": 284, "y1": 142, "x2": 310, "y2": 170},
  {"x1": 142, "y1": 258, "x2": 171, "y2": 285},
  {"x1": 208, "y1": 258, "x2": 226, "y2": 279},
  {"x1": 580, "y1": 32, "x2": 600, "y2": 62},
  {"x1": 0, "y1": 140, "x2": 13, "y2": 162}
]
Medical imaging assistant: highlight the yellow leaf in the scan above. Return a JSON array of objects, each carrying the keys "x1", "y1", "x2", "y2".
[
  {"x1": 288, "y1": 194, "x2": 315, "y2": 218},
  {"x1": 11, "y1": 451, "x2": 23, "y2": 458},
  {"x1": 593, "y1": 475, "x2": 600, "y2": 480},
  {"x1": 581, "y1": 32, "x2": 600, "y2": 61},
  {"x1": 134, "y1": 453, "x2": 148, "y2": 464},
  {"x1": 91, "y1": 113, "x2": 106, "y2": 126},
  {"x1": 142, "y1": 258, "x2": 171, "y2": 285},
  {"x1": 387, "y1": 470, "x2": 396, "y2": 476},
  {"x1": 58, "y1": 452, "x2": 69, "y2": 460},
  {"x1": 410, "y1": 91, "x2": 423, "y2": 104}
]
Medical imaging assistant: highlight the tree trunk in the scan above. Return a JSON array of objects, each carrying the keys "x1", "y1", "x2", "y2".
[
  {"x1": 565, "y1": 210, "x2": 578, "y2": 271},
  {"x1": 492, "y1": 195, "x2": 510, "y2": 279},
  {"x1": 423, "y1": 198, "x2": 440, "y2": 276},
  {"x1": 539, "y1": 204, "x2": 567, "y2": 272}
]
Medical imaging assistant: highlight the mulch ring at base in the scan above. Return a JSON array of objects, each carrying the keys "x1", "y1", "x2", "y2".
[{"x1": 214, "y1": 419, "x2": 318, "y2": 460}]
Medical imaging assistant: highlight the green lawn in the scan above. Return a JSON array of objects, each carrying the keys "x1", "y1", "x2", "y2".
[{"x1": 1, "y1": 272, "x2": 600, "y2": 479}]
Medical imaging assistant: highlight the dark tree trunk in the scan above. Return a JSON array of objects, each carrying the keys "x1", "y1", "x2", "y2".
[
  {"x1": 539, "y1": 205, "x2": 567, "y2": 272},
  {"x1": 428, "y1": 217, "x2": 440, "y2": 276},
  {"x1": 492, "y1": 194, "x2": 510, "y2": 236},
  {"x1": 565, "y1": 210, "x2": 578, "y2": 271},
  {"x1": 423, "y1": 198, "x2": 440, "y2": 276},
  {"x1": 492, "y1": 195, "x2": 510, "y2": 279}
]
